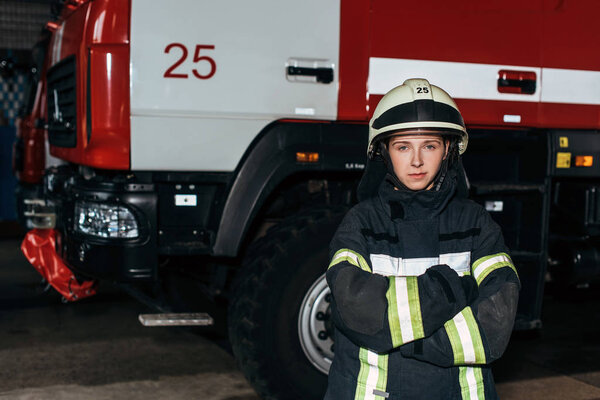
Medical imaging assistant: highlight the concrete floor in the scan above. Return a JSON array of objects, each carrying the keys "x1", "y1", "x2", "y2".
[{"x1": 1, "y1": 237, "x2": 600, "y2": 399}]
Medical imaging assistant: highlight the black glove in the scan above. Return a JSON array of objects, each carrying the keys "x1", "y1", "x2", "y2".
[{"x1": 460, "y1": 274, "x2": 479, "y2": 305}]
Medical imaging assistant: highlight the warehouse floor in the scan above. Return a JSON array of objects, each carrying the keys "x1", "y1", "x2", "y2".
[{"x1": 1, "y1": 237, "x2": 600, "y2": 400}]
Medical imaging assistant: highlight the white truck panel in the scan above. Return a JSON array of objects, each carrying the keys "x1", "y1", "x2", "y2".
[
  {"x1": 131, "y1": 116, "x2": 272, "y2": 171},
  {"x1": 130, "y1": 0, "x2": 340, "y2": 171},
  {"x1": 369, "y1": 58, "x2": 541, "y2": 102}
]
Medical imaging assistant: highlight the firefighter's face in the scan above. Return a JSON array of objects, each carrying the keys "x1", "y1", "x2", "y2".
[{"x1": 387, "y1": 134, "x2": 448, "y2": 191}]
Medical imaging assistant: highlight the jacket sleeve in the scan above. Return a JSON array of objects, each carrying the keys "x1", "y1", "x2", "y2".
[
  {"x1": 399, "y1": 208, "x2": 521, "y2": 366},
  {"x1": 327, "y1": 207, "x2": 473, "y2": 354}
]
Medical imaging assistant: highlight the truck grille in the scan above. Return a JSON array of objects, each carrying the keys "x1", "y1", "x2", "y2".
[{"x1": 47, "y1": 56, "x2": 77, "y2": 147}]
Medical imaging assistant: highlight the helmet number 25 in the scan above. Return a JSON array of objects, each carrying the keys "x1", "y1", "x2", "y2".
[
  {"x1": 163, "y1": 43, "x2": 216, "y2": 80},
  {"x1": 415, "y1": 86, "x2": 429, "y2": 94}
]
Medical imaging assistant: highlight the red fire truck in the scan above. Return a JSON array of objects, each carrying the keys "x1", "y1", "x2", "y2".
[{"x1": 20, "y1": 0, "x2": 600, "y2": 398}]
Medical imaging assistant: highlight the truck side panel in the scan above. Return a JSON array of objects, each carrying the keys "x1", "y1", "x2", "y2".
[{"x1": 367, "y1": 0, "x2": 600, "y2": 129}]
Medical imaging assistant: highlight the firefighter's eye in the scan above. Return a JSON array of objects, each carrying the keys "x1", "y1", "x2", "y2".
[{"x1": 392, "y1": 144, "x2": 408, "y2": 151}]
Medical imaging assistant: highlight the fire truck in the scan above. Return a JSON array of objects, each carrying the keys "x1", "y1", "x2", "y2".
[{"x1": 18, "y1": 0, "x2": 600, "y2": 398}]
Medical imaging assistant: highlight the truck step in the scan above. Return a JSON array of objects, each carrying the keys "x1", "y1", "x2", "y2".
[{"x1": 138, "y1": 312, "x2": 214, "y2": 327}]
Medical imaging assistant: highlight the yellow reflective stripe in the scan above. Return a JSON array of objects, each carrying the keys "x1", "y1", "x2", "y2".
[
  {"x1": 475, "y1": 368, "x2": 485, "y2": 399},
  {"x1": 330, "y1": 248, "x2": 371, "y2": 272},
  {"x1": 445, "y1": 318, "x2": 464, "y2": 364},
  {"x1": 354, "y1": 348, "x2": 370, "y2": 400},
  {"x1": 386, "y1": 277, "x2": 403, "y2": 347},
  {"x1": 472, "y1": 252, "x2": 518, "y2": 285},
  {"x1": 459, "y1": 367, "x2": 470, "y2": 400},
  {"x1": 406, "y1": 277, "x2": 425, "y2": 339},
  {"x1": 375, "y1": 353, "x2": 389, "y2": 399},
  {"x1": 354, "y1": 348, "x2": 388, "y2": 400},
  {"x1": 459, "y1": 366, "x2": 485, "y2": 400},
  {"x1": 446, "y1": 307, "x2": 486, "y2": 365},
  {"x1": 357, "y1": 256, "x2": 372, "y2": 273},
  {"x1": 464, "y1": 307, "x2": 486, "y2": 364},
  {"x1": 387, "y1": 276, "x2": 425, "y2": 346}
]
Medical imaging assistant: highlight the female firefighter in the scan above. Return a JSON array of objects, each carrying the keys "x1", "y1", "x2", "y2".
[{"x1": 324, "y1": 79, "x2": 520, "y2": 400}]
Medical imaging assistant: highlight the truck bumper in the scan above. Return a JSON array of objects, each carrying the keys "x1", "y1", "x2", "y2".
[{"x1": 43, "y1": 167, "x2": 159, "y2": 282}]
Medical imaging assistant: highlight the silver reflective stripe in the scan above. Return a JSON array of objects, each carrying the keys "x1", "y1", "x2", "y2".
[
  {"x1": 465, "y1": 368, "x2": 479, "y2": 400},
  {"x1": 354, "y1": 349, "x2": 388, "y2": 400},
  {"x1": 401, "y1": 257, "x2": 439, "y2": 276},
  {"x1": 440, "y1": 251, "x2": 471, "y2": 275},
  {"x1": 370, "y1": 252, "x2": 471, "y2": 277},
  {"x1": 459, "y1": 366, "x2": 485, "y2": 400},
  {"x1": 365, "y1": 350, "x2": 381, "y2": 398},
  {"x1": 370, "y1": 254, "x2": 397, "y2": 276},
  {"x1": 394, "y1": 277, "x2": 415, "y2": 342}
]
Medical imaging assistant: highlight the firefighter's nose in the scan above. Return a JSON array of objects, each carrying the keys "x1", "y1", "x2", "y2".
[{"x1": 411, "y1": 150, "x2": 424, "y2": 168}]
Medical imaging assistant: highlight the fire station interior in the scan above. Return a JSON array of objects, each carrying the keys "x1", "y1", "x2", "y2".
[{"x1": 2, "y1": 1, "x2": 600, "y2": 400}]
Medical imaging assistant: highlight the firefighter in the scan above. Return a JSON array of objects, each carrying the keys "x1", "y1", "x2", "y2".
[{"x1": 324, "y1": 78, "x2": 520, "y2": 400}]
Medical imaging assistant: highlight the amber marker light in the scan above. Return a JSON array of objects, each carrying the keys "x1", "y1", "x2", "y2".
[
  {"x1": 575, "y1": 155, "x2": 594, "y2": 167},
  {"x1": 296, "y1": 152, "x2": 319, "y2": 163}
]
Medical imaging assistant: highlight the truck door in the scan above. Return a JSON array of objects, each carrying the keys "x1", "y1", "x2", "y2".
[{"x1": 130, "y1": 0, "x2": 341, "y2": 172}]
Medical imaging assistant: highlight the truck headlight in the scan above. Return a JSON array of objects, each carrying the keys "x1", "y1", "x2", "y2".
[{"x1": 75, "y1": 201, "x2": 139, "y2": 238}]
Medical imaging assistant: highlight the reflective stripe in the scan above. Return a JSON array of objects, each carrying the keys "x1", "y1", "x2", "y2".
[
  {"x1": 371, "y1": 254, "x2": 397, "y2": 276},
  {"x1": 455, "y1": 312, "x2": 476, "y2": 363},
  {"x1": 401, "y1": 257, "x2": 439, "y2": 276},
  {"x1": 354, "y1": 348, "x2": 388, "y2": 400},
  {"x1": 386, "y1": 276, "x2": 402, "y2": 347},
  {"x1": 355, "y1": 348, "x2": 369, "y2": 400},
  {"x1": 464, "y1": 308, "x2": 486, "y2": 364},
  {"x1": 370, "y1": 251, "x2": 471, "y2": 277},
  {"x1": 445, "y1": 319, "x2": 464, "y2": 364},
  {"x1": 406, "y1": 277, "x2": 425, "y2": 339},
  {"x1": 330, "y1": 248, "x2": 371, "y2": 272},
  {"x1": 472, "y1": 252, "x2": 517, "y2": 285},
  {"x1": 395, "y1": 277, "x2": 414, "y2": 343},
  {"x1": 459, "y1": 366, "x2": 485, "y2": 400},
  {"x1": 387, "y1": 276, "x2": 424, "y2": 346},
  {"x1": 445, "y1": 307, "x2": 486, "y2": 365},
  {"x1": 439, "y1": 251, "x2": 471, "y2": 276}
]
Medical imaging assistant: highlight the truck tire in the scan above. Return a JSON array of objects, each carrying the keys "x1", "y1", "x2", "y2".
[{"x1": 228, "y1": 207, "x2": 347, "y2": 400}]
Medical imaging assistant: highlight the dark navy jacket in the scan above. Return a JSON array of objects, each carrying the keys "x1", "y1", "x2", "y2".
[{"x1": 324, "y1": 170, "x2": 520, "y2": 400}]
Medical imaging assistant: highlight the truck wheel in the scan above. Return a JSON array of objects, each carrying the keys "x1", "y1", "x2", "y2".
[{"x1": 228, "y1": 207, "x2": 347, "y2": 400}]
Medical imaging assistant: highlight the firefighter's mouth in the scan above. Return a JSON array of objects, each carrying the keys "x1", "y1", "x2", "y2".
[{"x1": 408, "y1": 173, "x2": 427, "y2": 179}]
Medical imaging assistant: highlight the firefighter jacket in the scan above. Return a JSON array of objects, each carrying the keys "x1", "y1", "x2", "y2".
[{"x1": 324, "y1": 168, "x2": 520, "y2": 400}]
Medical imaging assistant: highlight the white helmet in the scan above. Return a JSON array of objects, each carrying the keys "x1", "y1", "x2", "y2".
[{"x1": 368, "y1": 78, "x2": 468, "y2": 158}]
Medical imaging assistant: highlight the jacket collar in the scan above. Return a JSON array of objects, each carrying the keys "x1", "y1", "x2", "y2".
[{"x1": 377, "y1": 167, "x2": 457, "y2": 221}]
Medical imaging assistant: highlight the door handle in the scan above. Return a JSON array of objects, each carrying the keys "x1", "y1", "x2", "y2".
[
  {"x1": 286, "y1": 58, "x2": 335, "y2": 84},
  {"x1": 287, "y1": 66, "x2": 333, "y2": 84},
  {"x1": 497, "y1": 70, "x2": 536, "y2": 94}
]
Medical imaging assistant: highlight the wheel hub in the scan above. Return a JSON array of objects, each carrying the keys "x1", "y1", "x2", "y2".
[{"x1": 298, "y1": 273, "x2": 334, "y2": 375}]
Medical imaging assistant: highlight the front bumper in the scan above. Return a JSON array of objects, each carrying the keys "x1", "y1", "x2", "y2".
[{"x1": 47, "y1": 168, "x2": 158, "y2": 282}]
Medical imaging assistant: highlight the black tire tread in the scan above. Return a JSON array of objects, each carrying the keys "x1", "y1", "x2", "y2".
[{"x1": 228, "y1": 206, "x2": 347, "y2": 400}]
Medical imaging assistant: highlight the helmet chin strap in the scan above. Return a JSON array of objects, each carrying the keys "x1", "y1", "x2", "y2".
[{"x1": 378, "y1": 141, "x2": 454, "y2": 192}]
